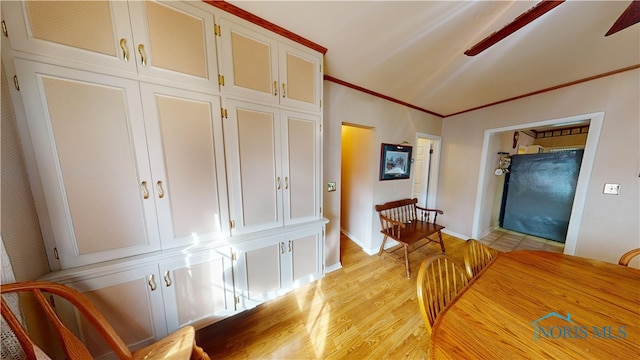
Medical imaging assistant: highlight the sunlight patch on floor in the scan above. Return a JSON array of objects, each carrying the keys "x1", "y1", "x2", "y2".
[{"x1": 295, "y1": 279, "x2": 331, "y2": 358}]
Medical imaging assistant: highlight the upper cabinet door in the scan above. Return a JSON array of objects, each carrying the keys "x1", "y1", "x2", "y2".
[
  {"x1": 281, "y1": 111, "x2": 321, "y2": 225},
  {"x1": 224, "y1": 99, "x2": 283, "y2": 235},
  {"x1": 278, "y1": 43, "x2": 322, "y2": 112},
  {"x1": 217, "y1": 17, "x2": 279, "y2": 105},
  {"x1": 2, "y1": 1, "x2": 136, "y2": 73},
  {"x1": 2, "y1": 1, "x2": 218, "y2": 89},
  {"x1": 140, "y1": 83, "x2": 230, "y2": 248},
  {"x1": 13, "y1": 59, "x2": 161, "y2": 269},
  {"x1": 128, "y1": 0, "x2": 218, "y2": 90},
  {"x1": 217, "y1": 16, "x2": 323, "y2": 111}
]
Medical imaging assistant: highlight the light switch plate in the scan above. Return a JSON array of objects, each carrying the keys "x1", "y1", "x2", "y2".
[
  {"x1": 603, "y1": 183, "x2": 620, "y2": 195},
  {"x1": 327, "y1": 182, "x2": 336, "y2": 192}
]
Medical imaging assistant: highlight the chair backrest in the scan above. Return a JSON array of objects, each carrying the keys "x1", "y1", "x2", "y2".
[
  {"x1": 463, "y1": 239, "x2": 499, "y2": 278},
  {"x1": 375, "y1": 198, "x2": 418, "y2": 225},
  {"x1": 618, "y1": 248, "x2": 640, "y2": 266},
  {"x1": 416, "y1": 254, "x2": 469, "y2": 334},
  {"x1": 0, "y1": 281, "x2": 133, "y2": 360}
]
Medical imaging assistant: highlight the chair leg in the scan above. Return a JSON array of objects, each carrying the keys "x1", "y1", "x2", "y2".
[
  {"x1": 437, "y1": 231, "x2": 446, "y2": 253},
  {"x1": 404, "y1": 244, "x2": 411, "y2": 278},
  {"x1": 378, "y1": 235, "x2": 388, "y2": 256}
]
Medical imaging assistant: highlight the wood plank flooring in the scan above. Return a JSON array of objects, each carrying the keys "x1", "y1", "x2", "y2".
[{"x1": 195, "y1": 233, "x2": 469, "y2": 359}]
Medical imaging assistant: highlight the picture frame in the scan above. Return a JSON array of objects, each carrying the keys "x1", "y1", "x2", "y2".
[{"x1": 379, "y1": 143, "x2": 413, "y2": 180}]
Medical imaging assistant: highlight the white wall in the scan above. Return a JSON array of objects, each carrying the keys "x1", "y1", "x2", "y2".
[
  {"x1": 439, "y1": 69, "x2": 640, "y2": 264},
  {"x1": 323, "y1": 81, "x2": 442, "y2": 266}
]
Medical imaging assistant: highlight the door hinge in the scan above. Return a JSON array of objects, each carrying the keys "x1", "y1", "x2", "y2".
[
  {"x1": 319, "y1": 64, "x2": 322, "y2": 73},
  {"x1": 218, "y1": 74, "x2": 225, "y2": 86},
  {"x1": 13, "y1": 75, "x2": 19, "y2": 91},
  {"x1": 319, "y1": 123, "x2": 322, "y2": 132},
  {"x1": 320, "y1": 99, "x2": 322, "y2": 108},
  {"x1": 230, "y1": 219, "x2": 235, "y2": 228},
  {"x1": 234, "y1": 295, "x2": 240, "y2": 305},
  {"x1": 214, "y1": 24, "x2": 221, "y2": 37},
  {"x1": 53, "y1": 247, "x2": 59, "y2": 260},
  {"x1": 2, "y1": 20, "x2": 8, "y2": 37},
  {"x1": 231, "y1": 251, "x2": 237, "y2": 262}
]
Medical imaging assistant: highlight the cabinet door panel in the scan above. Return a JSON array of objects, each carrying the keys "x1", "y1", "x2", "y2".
[
  {"x1": 160, "y1": 249, "x2": 235, "y2": 332},
  {"x1": 13, "y1": 59, "x2": 160, "y2": 268},
  {"x1": 61, "y1": 265, "x2": 167, "y2": 358},
  {"x1": 282, "y1": 111, "x2": 321, "y2": 224},
  {"x1": 141, "y1": 84, "x2": 229, "y2": 248},
  {"x1": 129, "y1": 0, "x2": 218, "y2": 89},
  {"x1": 218, "y1": 17, "x2": 278, "y2": 104},
  {"x1": 234, "y1": 239, "x2": 282, "y2": 308},
  {"x1": 292, "y1": 234, "x2": 320, "y2": 282},
  {"x1": 2, "y1": 1, "x2": 136, "y2": 72},
  {"x1": 279, "y1": 43, "x2": 322, "y2": 111},
  {"x1": 224, "y1": 100, "x2": 283, "y2": 234}
]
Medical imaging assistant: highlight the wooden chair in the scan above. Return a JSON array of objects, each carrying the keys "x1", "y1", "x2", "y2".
[
  {"x1": 416, "y1": 254, "x2": 469, "y2": 334},
  {"x1": 0, "y1": 281, "x2": 210, "y2": 360},
  {"x1": 463, "y1": 239, "x2": 499, "y2": 278},
  {"x1": 375, "y1": 198, "x2": 446, "y2": 278},
  {"x1": 618, "y1": 248, "x2": 640, "y2": 266}
]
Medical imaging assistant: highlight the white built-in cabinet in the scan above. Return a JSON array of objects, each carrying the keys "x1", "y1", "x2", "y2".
[
  {"x1": 233, "y1": 227, "x2": 324, "y2": 308},
  {"x1": 224, "y1": 100, "x2": 321, "y2": 235},
  {"x1": 2, "y1": 0, "x2": 325, "y2": 355},
  {"x1": 2, "y1": 0, "x2": 218, "y2": 90},
  {"x1": 56, "y1": 265, "x2": 168, "y2": 359},
  {"x1": 217, "y1": 16, "x2": 322, "y2": 111},
  {"x1": 12, "y1": 60, "x2": 229, "y2": 268}
]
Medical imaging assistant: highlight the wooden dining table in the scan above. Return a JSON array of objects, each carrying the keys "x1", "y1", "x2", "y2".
[{"x1": 429, "y1": 250, "x2": 640, "y2": 359}]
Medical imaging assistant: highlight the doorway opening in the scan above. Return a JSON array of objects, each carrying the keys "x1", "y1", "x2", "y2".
[
  {"x1": 472, "y1": 112, "x2": 604, "y2": 255},
  {"x1": 340, "y1": 123, "x2": 375, "y2": 249},
  {"x1": 412, "y1": 134, "x2": 441, "y2": 209}
]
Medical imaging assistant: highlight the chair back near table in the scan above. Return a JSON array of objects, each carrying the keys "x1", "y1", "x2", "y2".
[
  {"x1": 463, "y1": 239, "x2": 498, "y2": 278},
  {"x1": 416, "y1": 254, "x2": 469, "y2": 334},
  {"x1": 618, "y1": 248, "x2": 640, "y2": 266},
  {"x1": 0, "y1": 281, "x2": 210, "y2": 360}
]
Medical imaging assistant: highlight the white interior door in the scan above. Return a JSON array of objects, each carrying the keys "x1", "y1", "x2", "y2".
[{"x1": 413, "y1": 135, "x2": 441, "y2": 209}]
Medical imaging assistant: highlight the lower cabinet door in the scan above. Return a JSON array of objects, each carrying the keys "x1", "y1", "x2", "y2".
[
  {"x1": 233, "y1": 226, "x2": 324, "y2": 309},
  {"x1": 159, "y1": 248, "x2": 236, "y2": 333},
  {"x1": 59, "y1": 265, "x2": 168, "y2": 359}
]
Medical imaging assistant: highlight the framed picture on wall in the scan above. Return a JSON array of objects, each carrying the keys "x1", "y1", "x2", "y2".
[{"x1": 379, "y1": 143, "x2": 413, "y2": 180}]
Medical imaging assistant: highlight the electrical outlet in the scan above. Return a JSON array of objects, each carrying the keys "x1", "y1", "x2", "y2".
[
  {"x1": 603, "y1": 183, "x2": 620, "y2": 195},
  {"x1": 327, "y1": 182, "x2": 336, "y2": 192}
]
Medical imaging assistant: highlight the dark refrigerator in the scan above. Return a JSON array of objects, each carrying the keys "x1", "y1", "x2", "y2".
[{"x1": 500, "y1": 150, "x2": 584, "y2": 243}]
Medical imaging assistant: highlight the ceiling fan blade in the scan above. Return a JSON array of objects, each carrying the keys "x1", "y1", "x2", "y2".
[
  {"x1": 465, "y1": 0, "x2": 565, "y2": 56},
  {"x1": 605, "y1": 0, "x2": 640, "y2": 37}
]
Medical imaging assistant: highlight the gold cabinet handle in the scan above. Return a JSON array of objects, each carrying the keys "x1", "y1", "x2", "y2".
[
  {"x1": 280, "y1": 242, "x2": 285, "y2": 254},
  {"x1": 285, "y1": 176, "x2": 289, "y2": 190},
  {"x1": 276, "y1": 176, "x2": 281, "y2": 190},
  {"x1": 282, "y1": 83, "x2": 286, "y2": 98},
  {"x1": 156, "y1": 180, "x2": 165, "y2": 199},
  {"x1": 141, "y1": 181, "x2": 149, "y2": 199},
  {"x1": 119, "y1": 38, "x2": 129, "y2": 61},
  {"x1": 273, "y1": 81, "x2": 278, "y2": 96},
  {"x1": 164, "y1": 271, "x2": 172, "y2": 287},
  {"x1": 148, "y1": 274, "x2": 157, "y2": 291},
  {"x1": 138, "y1": 44, "x2": 147, "y2": 66}
]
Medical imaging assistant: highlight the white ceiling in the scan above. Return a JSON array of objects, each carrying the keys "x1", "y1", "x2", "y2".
[{"x1": 227, "y1": 0, "x2": 640, "y2": 117}]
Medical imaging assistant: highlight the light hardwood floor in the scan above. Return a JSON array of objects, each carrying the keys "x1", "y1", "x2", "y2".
[
  {"x1": 195, "y1": 231, "x2": 562, "y2": 358},
  {"x1": 196, "y1": 233, "x2": 468, "y2": 359}
]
